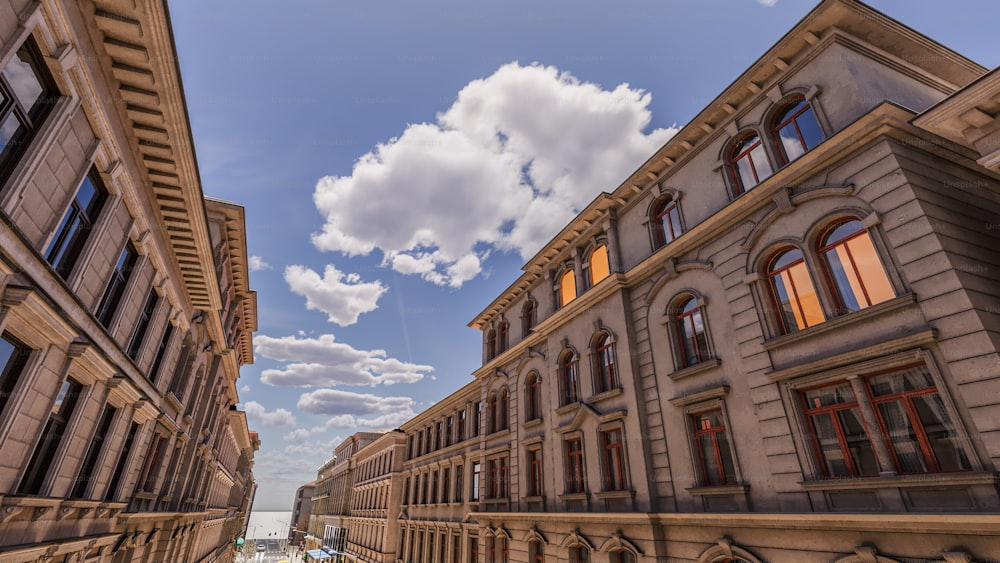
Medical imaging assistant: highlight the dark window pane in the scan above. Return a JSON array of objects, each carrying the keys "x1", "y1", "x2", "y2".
[
  {"x1": 20, "y1": 378, "x2": 84, "y2": 494},
  {"x1": 0, "y1": 334, "x2": 30, "y2": 417}
]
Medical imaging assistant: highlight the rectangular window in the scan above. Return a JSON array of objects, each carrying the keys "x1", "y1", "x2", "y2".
[
  {"x1": 431, "y1": 469, "x2": 439, "y2": 504},
  {"x1": 442, "y1": 466, "x2": 451, "y2": 503},
  {"x1": 105, "y1": 421, "x2": 139, "y2": 501},
  {"x1": 435, "y1": 421, "x2": 443, "y2": 451},
  {"x1": 139, "y1": 434, "x2": 166, "y2": 492},
  {"x1": 45, "y1": 170, "x2": 106, "y2": 279},
  {"x1": 421, "y1": 471, "x2": 429, "y2": 504},
  {"x1": 19, "y1": 378, "x2": 84, "y2": 494},
  {"x1": 96, "y1": 242, "x2": 139, "y2": 327},
  {"x1": 71, "y1": 403, "x2": 117, "y2": 498},
  {"x1": 468, "y1": 537, "x2": 478, "y2": 563},
  {"x1": 454, "y1": 464, "x2": 463, "y2": 503},
  {"x1": 458, "y1": 409, "x2": 467, "y2": 441},
  {"x1": 0, "y1": 37, "x2": 58, "y2": 182},
  {"x1": 147, "y1": 323, "x2": 173, "y2": 384},
  {"x1": 602, "y1": 429, "x2": 627, "y2": 491},
  {"x1": 0, "y1": 333, "x2": 31, "y2": 419},
  {"x1": 691, "y1": 410, "x2": 736, "y2": 486},
  {"x1": 473, "y1": 402, "x2": 482, "y2": 437},
  {"x1": 403, "y1": 476, "x2": 411, "y2": 505},
  {"x1": 527, "y1": 448, "x2": 543, "y2": 497},
  {"x1": 446, "y1": 415, "x2": 454, "y2": 446},
  {"x1": 801, "y1": 381, "x2": 878, "y2": 478},
  {"x1": 127, "y1": 290, "x2": 158, "y2": 360},
  {"x1": 565, "y1": 438, "x2": 585, "y2": 493},
  {"x1": 452, "y1": 533, "x2": 461, "y2": 563},
  {"x1": 488, "y1": 456, "x2": 509, "y2": 499},
  {"x1": 471, "y1": 461, "x2": 481, "y2": 501}
]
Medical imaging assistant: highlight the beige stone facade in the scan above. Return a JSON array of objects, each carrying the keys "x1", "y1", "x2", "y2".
[
  {"x1": 0, "y1": 0, "x2": 259, "y2": 561},
  {"x1": 309, "y1": 1, "x2": 1000, "y2": 562}
]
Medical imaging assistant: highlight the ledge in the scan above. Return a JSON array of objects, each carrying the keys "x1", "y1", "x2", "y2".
[
  {"x1": 594, "y1": 489, "x2": 635, "y2": 501},
  {"x1": 767, "y1": 328, "x2": 936, "y2": 382},
  {"x1": 798, "y1": 471, "x2": 996, "y2": 492},
  {"x1": 555, "y1": 402, "x2": 583, "y2": 415},
  {"x1": 557, "y1": 492, "x2": 589, "y2": 501},
  {"x1": 668, "y1": 358, "x2": 722, "y2": 381},
  {"x1": 686, "y1": 484, "x2": 750, "y2": 496},
  {"x1": 522, "y1": 495, "x2": 545, "y2": 503},
  {"x1": 587, "y1": 387, "x2": 624, "y2": 404},
  {"x1": 669, "y1": 385, "x2": 731, "y2": 408},
  {"x1": 762, "y1": 293, "x2": 917, "y2": 351}
]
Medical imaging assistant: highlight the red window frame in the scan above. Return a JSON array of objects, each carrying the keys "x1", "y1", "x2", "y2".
[
  {"x1": 602, "y1": 429, "x2": 627, "y2": 491},
  {"x1": 729, "y1": 133, "x2": 770, "y2": 193},
  {"x1": 674, "y1": 297, "x2": 706, "y2": 367},
  {"x1": 526, "y1": 373, "x2": 540, "y2": 421},
  {"x1": 560, "y1": 352, "x2": 580, "y2": 405},
  {"x1": 817, "y1": 220, "x2": 894, "y2": 313},
  {"x1": 522, "y1": 299, "x2": 536, "y2": 337},
  {"x1": 771, "y1": 97, "x2": 821, "y2": 165},
  {"x1": 799, "y1": 382, "x2": 876, "y2": 479},
  {"x1": 652, "y1": 197, "x2": 681, "y2": 248},
  {"x1": 569, "y1": 545, "x2": 590, "y2": 563},
  {"x1": 487, "y1": 329, "x2": 497, "y2": 360},
  {"x1": 766, "y1": 247, "x2": 821, "y2": 334},
  {"x1": 527, "y1": 448, "x2": 543, "y2": 497},
  {"x1": 498, "y1": 321, "x2": 508, "y2": 353},
  {"x1": 691, "y1": 410, "x2": 733, "y2": 486},
  {"x1": 594, "y1": 334, "x2": 617, "y2": 393},
  {"x1": 611, "y1": 549, "x2": 636, "y2": 563},
  {"x1": 499, "y1": 388, "x2": 509, "y2": 430},
  {"x1": 565, "y1": 438, "x2": 585, "y2": 493},
  {"x1": 530, "y1": 539, "x2": 544, "y2": 562},
  {"x1": 488, "y1": 394, "x2": 498, "y2": 434}
]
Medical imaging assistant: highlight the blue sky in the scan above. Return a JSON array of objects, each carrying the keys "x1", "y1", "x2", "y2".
[{"x1": 167, "y1": 0, "x2": 1000, "y2": 511}]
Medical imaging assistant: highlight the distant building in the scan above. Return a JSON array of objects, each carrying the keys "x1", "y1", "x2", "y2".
[
  {"x1": 0, "y1": 0, "x2": 259, "y2": 561},
  {"x1": 309, "y1": 0, "x2": 1000, "y2": 561},
  {"x1": 290, "y1": 481, "x2": 316, "y2": 546}
]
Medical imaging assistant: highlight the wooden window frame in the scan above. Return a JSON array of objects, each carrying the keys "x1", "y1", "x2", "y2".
[
  {"x1": 770, "y1": 96, "x2": 824, "y2": 165},
  {"x1": 593, "y1": 333, "x2": 618, "y2": 394},
  {"x1": 601, "y1": 428, "x2": 628, "y2": 492},
  {"x1": 565, "y1": 436, "x2": 586, "y2": 494}
]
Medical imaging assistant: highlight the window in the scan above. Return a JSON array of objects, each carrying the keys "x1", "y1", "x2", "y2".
[
  {"x1": 569, "y1": 545, "x2": 590, "y2": 563},
  {"x1": 593, "y1": 333, "x2": 617, "y2": 393},
  {"x1": 771, "y1": 96, "x2": 824, "y2": 165},
  {"x1": 19, "y1": 378, "x2": 84, "y2": 494},
  {"x1": 46, "y1": 170, "x2": 107, "y2": 279},
  {"x1": 458, "y1": 408, "x2": 467, "y2": 442},
  {"x1": 558, "y1": 268, "x2": 576, "y2": 307},
  {"x1": 105, "y1": 422, "x2": 138, "y2": 500},
  {"x1": 522, "y1": 299, "x2": 536, "y2": 337},
  {"x1": 403, "y1": 476, "x2": 411, "y2": 505},
  {"x1": 127, "y1": 290, "x2": 159, "y2": 360},
  {"x1": 818, "y1": 219, "x2": 894, "y2": 315},
  {"x1": 435, "y1": 421, "x2": 443, "y2": 450},
  {"x1": 766, "y1": 247, "x2": 823, "y2": 335},
  {"x1": 498, "y1": 320, "x2": 508, "y2": 353},
  {"x1": 588, "y1": 244, "x2": 610, "y2": 287},
  {"x1": 560, "y1": 351, "x2": 580, "y2": 405},
  {"x1": 652, "y1": 196, "x2": 682, "y2": 249},
  {"x1": 487, "y1": 329, "x2": 497, "y2": 360},
  {"x1": 525, "y1": 372, "x2": 541, "y2": 421},
  {"x1": 139, "y1": 434, "x2": 166, "y2": 492},
  {"x1": 431, "y1": 469, "x2": 439, "y2": 503},
  {"x1": 96, "y1": 242, "x2": 139, "y2": 328},
  {"x1": 601, "y1": 428, "x2": 628, "y2": 491},
  {"x1": 0, "y1": 334, "x2": 31, "y2": 418},
  {"x1": 488, "y1": 393, "x2": 498, "y2": 434},
  {"x1": 529, "y1": 539, "x2": 544, "y2": 563},
  {"x1": 446, "y1": 415, "x2": 454, "y2": 447},
  {"x1": 611, "y1": 549, "x2": 636, "y2": 563},
  {"x1": 490, "y1": 536, "x2": 508, "y2": 563},
  {"x1": 71, "y1": 404, "x2": 117, "y2": 498},
  {"x1": 527, "y1": 448, "x2": 543, "y2": 497},
  {"x1": 455, "y1": 464, "x2": 463, "y2": 503},
  {"x1": 469, "y1": 538, "x2": 478, "y2": 563},
  {"x1": 148, "y1": 323, "x2": 173, "y2": 384},
  {"x1": 487, "y1": 456, "x2": 508, "y2": 499},
  {"x1": 802, "y1": 381, "x2": 878, "y2": 478},
  {"x1": 729, "y1": 133, "x2": 772, "y2": 193},
  {"x1": 673, "y1": 296, "x2": 708, "y2": 368},
  {"x1": 0, "y1": 37, "x2": 57, "y2": 180},
  {"x1": 473, "y1": 401, "x2": 482, "y2": 437},
  {"x1": 471, "y1": 461, "x2": 481, "y2": 501},
  {"x1": 692, "y1": 410, "x2": 737, "y2": 486},
  {"x1": 565, "y1": 437, "x2": 585, "y2": 493},
  {"x1": 499, "y1": 388, "x2": 509, "y2": 430}
]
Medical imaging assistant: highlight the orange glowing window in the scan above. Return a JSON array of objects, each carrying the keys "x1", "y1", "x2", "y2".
[
  {"x1": 559, "y1": 269, "x2": 576, "y2": 306},
  {"x1": 767, "y1": 248, "x2": 824, "y2": 334},
  {"x1": 589, "y1": 245, "x2": 610, "y2": 286},
  {"x1": 820, "y1": 220, "x2": 894, "y2": 314}
]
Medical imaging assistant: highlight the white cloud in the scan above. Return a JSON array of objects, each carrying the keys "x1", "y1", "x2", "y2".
[
  {"x1": 243, "y1": 401, "x2": 296, "y2": 427},
  {"x1": 240, "y1": 384, "x2": 250, "y2": 394},
  {"x1": 285, "y1": 264, "x2": 387, "y2": 326},
  {"x1": 298, "y1": 389, "x2": 416, "y2": 429},
  {"x1": 313, "y1": 62, "x2": 676, "y2": 287},
  {"x1": 283, "y1": 428, "x2": 311, "y2": 443},
  {"x1": 249, "y1": 255, "x2": 272, "y2": 271},
  {"x1": 757, "y1": 0, "x2": 778, "y2": 5},
  {"x1": 255, "y1": 334, "x2": 432, "y2": 387}
]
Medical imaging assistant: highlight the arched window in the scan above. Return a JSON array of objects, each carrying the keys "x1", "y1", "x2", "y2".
[
  {"x1": 558, "y1": 269, "x2": 577, "y2": 307},
  {"x1": 569, "y1": 545, "x2": 590, "y2": 563},
  {"x1": 593, "y1": 333, "x2": 617, "y2": 393},
  {"x1": 525, "y1": 373, "x2": 541, "y2": 421},
  {"x1": 818, "y1": 219, "x2": 895, "y2": 314},
  {"x1": 560, "y1": 351, "x2": 580, "y2": 406},
  {"x1": 499, "y1": 388, "x2": 509, "y2": 431},
  {"x1": 498, "y1": 320, "x2": 509, "y2": 353},
  {"x1": 611, "y1": 549, "x2": 636, "y2": 563},
  {"x1": 674, "y1": 296, "x2": 708, "y2": 367},
  {"x1": 487, "y1": 329, "x2": 497, "y2": 360},
  {"x1": 529, "y1": 539, "x2": 544, "y2": 563},
  {"x1": 767, "y1": 248, "x2": 824, "y2": 334},
  {"x1": 652, "y1": 197, "x2": 682, "y2": 249},
  {"x1": 771, "y1": 96, "x2": 824, "y2": 165},
  {"x1": 588, "y1": 244, "x2": 610, "y2": 287},
  {"x1": 521, "y1": 299, "x2": 536, "y2": 338},
  {"x1": 729, "y1": 133, "x2": 773, "y2": 194},
  {"x1": 487, "y1": 393, "x2": 498, "y2": 434}
]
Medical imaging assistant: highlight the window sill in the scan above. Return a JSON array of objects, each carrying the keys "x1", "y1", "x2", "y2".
[
  {"x1": 762, "y1": 293, "x2": 917, "y2": 351},
  {"x1": 685, "y1": 483, "x2": 750, "y2": 496},
  {"x1": 588, "y1": 387, "x2": 624, "y2": 404},
  {"x1": 522, "y1": 495, "x2": 545, "y2": 503},
  {"x1": 557, "y1": 492, "x2": 589, "y2": 501},
  {"x1": 667, "y1": 358, "x2": 722, "y2": 381},
  {"x1": 523, "y1": 418, "x2": 543, "y2": 429},
  {"x1": 798, "y1": 471, "x2": 995, "y2": 491},
  {"x1": 480, "y1": 498, "x2": 510, "y2": 505},
  {"x1": 555, "y1": 402, "x2": 583, "y2": 415},
  {"x1": 594, "y1": 489, "x2": 634, "y2": 500},
  {"x1": 165, "y1": 391, "x2": 183, "y2": 412}
]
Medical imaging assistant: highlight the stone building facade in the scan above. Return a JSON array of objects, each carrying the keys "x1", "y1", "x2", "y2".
[
  {"x1": 310, "y1": 0, "x2": 1000, "y2": 561},
  {"x1": 0, "y1": 0, "x2": 259, "y2": 561},
  {"x1": 290, "y1": 481, "x2": 316, "y2": 547}
]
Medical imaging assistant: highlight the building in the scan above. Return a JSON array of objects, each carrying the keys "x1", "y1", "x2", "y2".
[
  {"x1": 310, "y1": 0, "x2": 1000, "y2": 561},
  {"x1": 0, "y1": 0, "x2": 259, "y2": 561},
  {"x1": 290, "y1": 481, "x2": 317, "y2": 547}
]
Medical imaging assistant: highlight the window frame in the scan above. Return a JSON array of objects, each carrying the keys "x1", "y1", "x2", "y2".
[
  {"x1": 521, "y1": 298, "x2": 537, "y2": 338},
  {"x1": 556, "y1": 266, "x2": 576, "y2": 308},
  {"x1": 559, "y1": 350, "x2": 581, "y2": 406},
  {"x1": 45, "y1": 169, "x2": 108, "y2": 280},
  {"x1": 669, "y1": 293, "x2": 713, "y2": 370},
  {"x1": 19, "y1": 377, "x2": 85, "y2": 495},
  {"x1": 585, "y1": 242, "x2": 611, "y2": 289},
  {"x1": 0, "y1": 35, "x2": 59, "y2": 184},
  {"x1": 564, "y1": 436, "x2": 586, "y2": 494},
  {"x1": 592, "y1": 332, "x2": 618, "y2": 394},
  {"x1": 525, "y1": 372, "x2": 541, "y2": 422},
  {"x1": 95, "y1": 240, "x2": 140, "y2": 329},
  {"x1": 650, "y1": 195, "x2": 683, "y2": 250},
  {"x1": 765, "y1": 245, "x2": 824, "y2": 335},
  {"x1": 600, "y1": 427, "x2": 629, "y2": 492},
  {"x1": 770, "y1": 95, "x2": 825, "y2": 166},
  {"x1": 526, "y1": 446, "x2": 543, "y2": 497},
  {"x1": 727, "y1": 131, "x2": 773, "y2": 195},
  {"x1": 816, "y1": 218, "x2": 896, "y2": 316},
  {"x1": 690, "y1": 408, "x2": 738, "y2": 487}
]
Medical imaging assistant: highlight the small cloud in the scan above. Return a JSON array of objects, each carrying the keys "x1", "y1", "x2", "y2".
[
  {"x1": 757, "y1": 0, "x2": 778, "y2": 6},
  {"x1": 285, "y1": 264, "x2": 387, "y2": 326},
  {"x1": 243, "y1": 401, "x2": 296, "y2": 427},
  {"x1": 284, "y1": 429, "x2": 311, "y2": 443},
  {"x1": 249, "y1": 255, "x2": 272, "y2": 271},
  {"x1": 240, "y1": 384, "x2": 251, "y2": 394},
  {"x1": 298, "y1": 389, "x2": 416, "y2": 429}
]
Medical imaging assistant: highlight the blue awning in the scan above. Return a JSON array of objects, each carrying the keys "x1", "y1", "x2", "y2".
[{"x1": 306, "y1": 549, "x2": 333, "y2": 560}]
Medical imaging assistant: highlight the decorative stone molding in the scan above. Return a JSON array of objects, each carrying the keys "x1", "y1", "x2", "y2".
[{"x1": 696, "y1": 537, "x2": 763, "y2": 563}]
